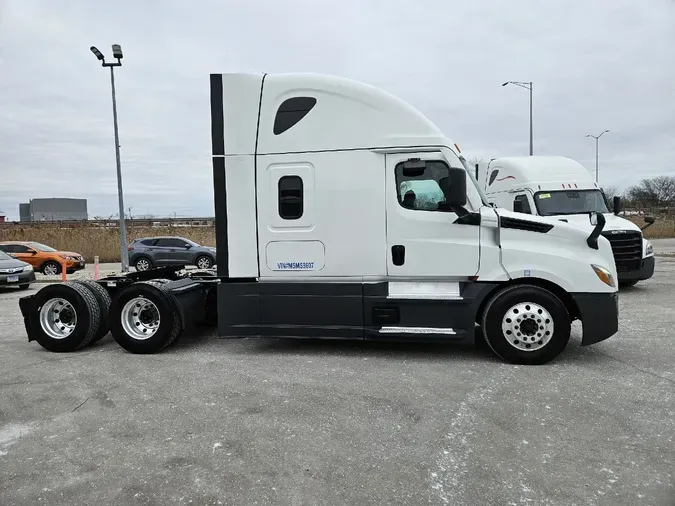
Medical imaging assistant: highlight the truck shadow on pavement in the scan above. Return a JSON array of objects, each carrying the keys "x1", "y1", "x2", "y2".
[
  {"x1": 152, "y1": 325, "x2": 607, "y2": 366},
  {"x1": 31, "y1": 325, "x2": 608, "y2": 367},
  {"x1": 242, "y1": 335, "x2": 605, "y2": 365}
]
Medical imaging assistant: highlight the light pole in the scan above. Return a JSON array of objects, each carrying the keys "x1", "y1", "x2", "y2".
[
  {"x1": 90, "y1": 44, "x2": 129, "y2": 272},
  {"x1": 586, "y1": 130, "x2": 610, "y2": 183},
  {"x1": 502, "y1": 81, "x2": 533, "y2": 156}
]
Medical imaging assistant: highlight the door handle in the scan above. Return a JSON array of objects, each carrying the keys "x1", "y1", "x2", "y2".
[{"x1": 391, "y1": 245, "x2": 405, "y2": 266}]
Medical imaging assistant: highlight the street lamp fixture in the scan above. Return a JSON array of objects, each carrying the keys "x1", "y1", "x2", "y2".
[
  {"x1": 502, "y1": 80, "x2": 534, "y2": 156},
  {"x1": 90, "y1": 44, "x2": 129, "y2": 271},
  {"x1": 586, "y1": 129, "x2": 610, "y2": 183}
]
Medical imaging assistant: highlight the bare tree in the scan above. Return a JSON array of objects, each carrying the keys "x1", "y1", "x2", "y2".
[
  {"x1": 601, "y1": 185, "x2": 620, "y2": 212},
  {"x1": 625, "y1": 176, "x2": 675, "y2": 207}
]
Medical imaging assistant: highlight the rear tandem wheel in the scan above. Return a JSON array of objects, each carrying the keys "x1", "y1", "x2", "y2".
[
  {"x1": 108, "y1": 281, "x2": 182, "y2": 354},
  {"x1": 28, "y1": 282, "x2": 101, "y2": 352}
]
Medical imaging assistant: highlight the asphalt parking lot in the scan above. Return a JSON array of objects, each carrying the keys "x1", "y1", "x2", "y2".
[{"x1": 1, "y1": 261, "x2": 674, "y2": 505}]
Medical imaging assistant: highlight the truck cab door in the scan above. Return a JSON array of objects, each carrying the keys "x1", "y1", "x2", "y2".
[{"x1": 385, "y1": 153, "x2": 480, "y2": 278}]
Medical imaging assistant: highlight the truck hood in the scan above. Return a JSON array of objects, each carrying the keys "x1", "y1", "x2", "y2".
[{"x1": 546, "y1": 213, "x2": 641, "y2": 234}]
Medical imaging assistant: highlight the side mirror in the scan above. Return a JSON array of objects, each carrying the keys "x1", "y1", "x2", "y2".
[
  {"x1": 185, "y1": 244, "x2": 192, "y2": 249},
  {"x1": 513, "y1": 199, "x2": 524, "y2": 213},
  {"x1": 613, "y1": 196, "x2": 622, "y2": 215},
  {"x1": 644, "y1": 215, "x2": 655, "y2": 225},
  {"x1": 442, "y1": 167, "x2": 467, "y2": 208}
]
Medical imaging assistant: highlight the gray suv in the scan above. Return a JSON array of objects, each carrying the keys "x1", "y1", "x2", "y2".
[{"x1": 128, "y1": 236, "x2": 216, "y2": 271}]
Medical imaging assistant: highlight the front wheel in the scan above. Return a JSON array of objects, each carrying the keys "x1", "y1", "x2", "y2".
[
  {"x1": 481, "y1": 285, "x2": 571, "y2": 365},
  {"x1": 41, "y1": 261, "x2": 61, "y2": 275},
  {"x1": 619, "y1": 280, "x2": 639, "y2": 288},
  {"x1": 195, "y1": 255, "x2": 213, "y2": 269}
]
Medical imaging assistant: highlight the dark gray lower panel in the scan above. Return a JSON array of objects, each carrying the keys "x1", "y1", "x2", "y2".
[
  {"x1": 363, "y1": 281, "x2": 498, "y2": 341},
  {"x1": 217, "y1": 281, "x2": 363, "y2": 339},
  {"x1": 216, "y1": 280, "x2": 500, "y2": 341}
]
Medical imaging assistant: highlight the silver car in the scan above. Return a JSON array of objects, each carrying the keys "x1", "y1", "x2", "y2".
[
  {"x1": 127, "y1": 236, "x2": 216, "y2": 271},
  {"x1": 0, "y1": 249, "x2": 36, "y2": 289}
]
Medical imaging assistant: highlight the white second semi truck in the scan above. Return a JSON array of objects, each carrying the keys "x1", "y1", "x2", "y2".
[
  {"x1": 18, "y1": 72, "x2": 620, "y2": 365},
  {"x1": 481, "y1": 156, "x2": 655, "y2": 287}
]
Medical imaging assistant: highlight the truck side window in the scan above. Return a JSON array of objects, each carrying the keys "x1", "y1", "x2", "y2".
[
  {"x1": 273, "y1": 97, "x2": 317, "y2": 135},
  {"x1": 278, "y1": 175, "x2": 304, "y2": 219},
  {"x1": 513, "y1": 194, "x2": 532, "y2": 214},
  {"x1": 395, "y1": 160, "x2": 449, "y2": 211}
]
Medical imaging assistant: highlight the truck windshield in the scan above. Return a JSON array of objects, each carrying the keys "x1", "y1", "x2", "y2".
[{"x1": 534, "y1": 190, "x2": 609, "y2": 216}]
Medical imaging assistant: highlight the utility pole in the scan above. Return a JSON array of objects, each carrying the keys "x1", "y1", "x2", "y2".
[
  {"x1": 586, "y1": 130, "x2": 610, "y2": 183},
  {"x1": 502, "y1": 81, "x2": 534, "y2": 156},
  {"x1": 90, "y1": 44, "x2": 129, "y2": 271}
]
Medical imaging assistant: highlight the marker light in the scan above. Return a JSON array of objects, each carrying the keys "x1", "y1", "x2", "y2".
[{"x1": 591, "y1": 264, "x2": 615, "y2": 288}]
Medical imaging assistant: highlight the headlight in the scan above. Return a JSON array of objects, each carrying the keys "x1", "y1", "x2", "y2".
[
  {"x1": 645, "y1": 240, "x2": 653, "y2": 257},
  {"x1": 592, "y1": 264, "x2": 615, "y2": 288},
  {"x1": 23, "y1": 265, "x2": 33, "y2": 272}
]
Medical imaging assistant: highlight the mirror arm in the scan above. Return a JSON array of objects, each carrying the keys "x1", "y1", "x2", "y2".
[
  {"x1": 452, "y1": 205, "x2": 469, "y2": 218},
  {"x1": 587, "y1": 213, "x2": 606, "y2": 249}
]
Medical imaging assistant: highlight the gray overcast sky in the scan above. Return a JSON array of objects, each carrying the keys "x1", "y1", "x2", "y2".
[{"x1": 1, "y1": 0, "x2": 674, "y2": 220}]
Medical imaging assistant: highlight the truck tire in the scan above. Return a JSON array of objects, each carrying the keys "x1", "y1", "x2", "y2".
[
  {"x1": 28, "y1": 282, "x2": 101, "y2": 352},
  {"x1": 619, "y1": 280, "x2": 638, "y2": 288},
  {"x1": 109, "y1": 281, "x2": 182, "y2": 354},
  {"x1": 143, "y1": 281, "x2": 183, "y2": 347},
  {"x1": 75, "y1": 280, "x2": 111, "y2": 342},
  {"x1": 481, "y1": 285, "x2": 571, "y2": 365}
]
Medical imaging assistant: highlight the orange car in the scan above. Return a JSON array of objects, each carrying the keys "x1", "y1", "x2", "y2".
[{"x1": 0, "y1": 241, "x2": 85, "y2": 275}]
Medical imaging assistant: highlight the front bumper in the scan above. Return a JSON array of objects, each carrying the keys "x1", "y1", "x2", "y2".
[
  {"x1": 571, "y1": 291, "x2": 619, "y2": 346},
  {"x1": 0, "y1": 270, "x2": 36, "y2": 286},
  {"x1": 65, "y1": 260, "x2": 86, "y2": 272},
  {"x1": 617, "y1": 256, "x2": 655, "y2": 282}
]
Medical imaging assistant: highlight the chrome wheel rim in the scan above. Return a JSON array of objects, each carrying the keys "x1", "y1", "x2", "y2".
[
  {"x1": 136, "y1": 259, "x2": 150, "y2": 271},
  {"x1": 121, "y1": 297, "x2": 160, "y2": 340},
  {"x1": 197, "y1": 257, "x2": 211, "y2": 269},
  {"x1": 39, "y1": 298, "x2": 77, "y2": 339},
  {"x1": 44, "y1": 263, "x2": 58, "y2": 275},
  {"x1": 501, "y1": 302, "x2": 554, "y2": 352}
]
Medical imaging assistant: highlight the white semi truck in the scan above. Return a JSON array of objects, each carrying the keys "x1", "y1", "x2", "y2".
[
  {"x1": 18, "y1": 73, "x2": 620, "y2": 365},
  {"x1": 480, "y1": 155, "x2": 655, "y2": 287}
]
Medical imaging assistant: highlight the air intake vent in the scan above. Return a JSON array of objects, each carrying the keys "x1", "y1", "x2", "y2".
[
  {"x1": 500, "y1": 216, "x2": 553, "y2": 233},
  {"x1": 601, "y1": 230, "x2": 642, "y2": 272}
]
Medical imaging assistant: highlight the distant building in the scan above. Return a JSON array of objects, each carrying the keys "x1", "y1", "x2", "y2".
[
  {"x1": 19, "y1": 203, "x2": 30, "y2": 222},
  {"x1": 0, "y1": 211, "x2": 6, "y2": 223},
  {"x1": 18, "y1": 198, "x2": 88, "y2": 222}
]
